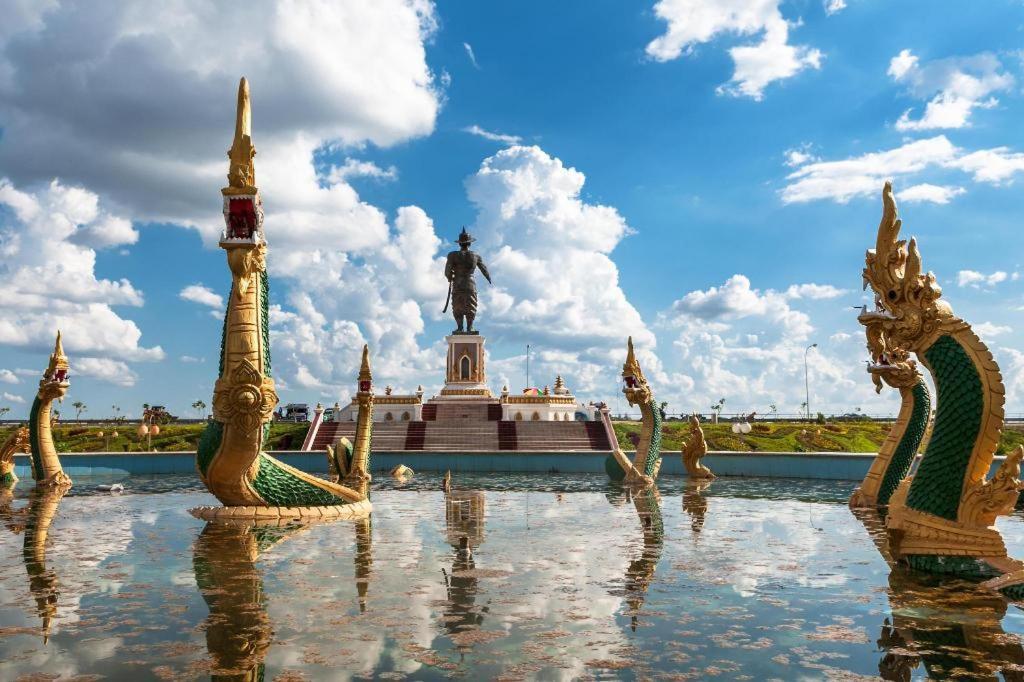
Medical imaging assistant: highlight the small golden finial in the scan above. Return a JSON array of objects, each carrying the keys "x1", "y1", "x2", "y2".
[
  {"x1": 224, "y1": 77, "x2": 257, "y2": 195},
  {"x1": 358, "y1": 344, "x2": 372, "y2": 384}
]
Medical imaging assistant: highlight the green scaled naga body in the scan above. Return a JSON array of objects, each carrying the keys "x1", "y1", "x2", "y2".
[
  {"x1": 858, "y1": 182, "x2": 1024, "y2": 600},
  {"x1": 606, "y1": 337, "x2": 662, "y2": 486},
  {"x1": 191, "y1": 78, "x2": 371, "y2": 521},
  {"x1": 849, "y1": 346, "x2": 930, "y2": 509}
]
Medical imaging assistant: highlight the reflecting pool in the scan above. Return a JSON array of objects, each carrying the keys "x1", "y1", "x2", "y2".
[{"x1": 3, "y1": 473, "x2": 1024, "y2": 680}]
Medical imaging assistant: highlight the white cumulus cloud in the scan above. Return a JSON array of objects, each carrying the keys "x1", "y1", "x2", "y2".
[
  {"x1": 0, "y1": 178, "x2": 162, "y2": 362},
  {"x1": 179, "y1": 284, "x2": 225, "y2": 310},
  {"x1": 646, "y1": 0, "x2": 823, "y2": 100},
  {"x1": 888, "y1": 49, "x2": 1013, "y2": 131},
  {"x1": 956, "y1": 270, "x2": 1009, "y2": 288}
]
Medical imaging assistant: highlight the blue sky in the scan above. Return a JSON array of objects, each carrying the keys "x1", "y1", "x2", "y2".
[{"x1": 0, "y1": 0, "x2": 1022, "y2": 420}]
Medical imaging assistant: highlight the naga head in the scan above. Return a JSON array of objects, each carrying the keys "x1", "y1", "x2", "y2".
[
  {"x1": 221, "y1": 77, "x2": 264, "y2": 246},
  {"x1": 859, "y1": 182, "x2": 951, "y2": 356},
  {"x1": 866, "y1": 344, "x2": 921, "y2": 393},
  {"x1": 622, "y1": 336, "x2": 652, "y2": 408},
  {"x1": 39, "y1": 331, "x2": 69, "y2": 402}
]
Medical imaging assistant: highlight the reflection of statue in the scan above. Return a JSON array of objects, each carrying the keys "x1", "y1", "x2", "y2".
[
  {"x1": 682, "y1": 479, "x2": 712, "y2": 536},
  {"x1": 1, "y1": 487, "x2": 67, "y2": 643},
  {"x1": 443, "y1": 228, "x2": 492, "y2": 334},
  {"x1": 442, "y1": 491, "x2": 489, "y2": 650},
  {"x1": 617, "y1": 487, "x2": 664, "y2": 632},
  {"x1": 354, "y1": 517, "x2": 372, "y2": 613},
  {"x1": 851, "y1": 507, "x2": 1024, "y2": 680},
  {"x1": 193, "y1": 520, "x2": 307, "y2": 680}
]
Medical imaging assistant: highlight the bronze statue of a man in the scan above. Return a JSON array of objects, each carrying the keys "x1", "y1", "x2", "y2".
[{"x1": 444, "y1": 228, "x2": 492, "y2": 334}]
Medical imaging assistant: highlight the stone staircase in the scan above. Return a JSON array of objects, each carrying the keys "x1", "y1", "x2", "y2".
[{"x1": 307, "y1": 418, "x2": 611, "y2": 452}]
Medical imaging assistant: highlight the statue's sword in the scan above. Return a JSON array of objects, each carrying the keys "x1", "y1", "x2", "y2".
[{"x1": 442, "y1": 279, "x2": 452, "y2": 313}]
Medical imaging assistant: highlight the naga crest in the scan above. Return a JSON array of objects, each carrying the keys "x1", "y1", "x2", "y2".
[
  {"x1": 858, "y1": 182, "x2": 951, "y2": 357},
  {"x1": 39, "y1": 331, "x2": 70, "y2": 402},
  {"x1": 622, "y1": 336, "x2": 652, "y2": 408}
]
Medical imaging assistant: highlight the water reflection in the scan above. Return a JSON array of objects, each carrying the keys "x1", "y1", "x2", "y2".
[
  {"x1": 1, "y1": 487, "x2": 66, "y2": 643},
  {"x1": 193, "y1": 520, "x2": 305, "y2": 681},
  {"x1": 852, "y1": 508, "x2": 1024, "y2": 680},
  {"x1": 442, "y1": 490, "x2": 489, "y2": 652},
  {"x1": 682, "y1": 479, "x2": 711, "y2": 537},
  {"x1": 621, "y1": 487, "x2": 664, "y2": 632}
]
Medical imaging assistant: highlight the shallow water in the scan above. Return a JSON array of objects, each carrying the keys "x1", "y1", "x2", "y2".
[{"x1": 3, "y1": 473, "x2": 1024, "y2": 680}]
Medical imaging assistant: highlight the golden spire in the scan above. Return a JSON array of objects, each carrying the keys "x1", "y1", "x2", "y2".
[
  {"x1": 45, "y1": 330, "x2": 69, "y2": 379},
  {"x1": 223, "y1": 77, "x2": 257, "y2": 195},
  {"x1": 623, "y1": 336, "x2": 637, "y2": 373},
  {"x1": 358, "y1": 344, "x2": 372, "y2": 384}
]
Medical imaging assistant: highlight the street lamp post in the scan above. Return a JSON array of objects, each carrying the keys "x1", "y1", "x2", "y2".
[
  {"x1": 804, "y1": 343, "x2": 818, "y2": 421},
  {"x1": 526, "y1": 344, "x2": 531, "y2": 390}
]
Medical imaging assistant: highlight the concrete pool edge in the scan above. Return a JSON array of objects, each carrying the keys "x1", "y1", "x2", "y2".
[{"x1": 11, "y1": 450, "x2": 1011, "y2": 481}]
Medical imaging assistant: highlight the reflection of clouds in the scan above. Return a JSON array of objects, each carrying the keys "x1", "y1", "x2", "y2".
[
  {"x1": 4, "y1": 479, "x2": 1024, "y2": 679},
  {"x1": 689, "y1": 497, "x2": 852, "y2": 597}
]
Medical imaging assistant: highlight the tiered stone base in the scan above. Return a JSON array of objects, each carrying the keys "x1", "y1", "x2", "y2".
[{"x1": 189, "y1": 498, "x2": 372, "y2": 521}]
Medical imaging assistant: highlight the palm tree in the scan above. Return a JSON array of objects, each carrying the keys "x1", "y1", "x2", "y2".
[
  {"x1": 72, "y1": 401, "x2": 87, "y2": 421},
  {"x1": 0, "y1": 407, "x2": 9, "y2": 420},
  {"x1": 192, "y1": 399, "x2": 207, "y2": 419}
]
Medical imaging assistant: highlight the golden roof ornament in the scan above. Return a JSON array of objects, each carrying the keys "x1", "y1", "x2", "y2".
[{"x1": 223, "y1": 77, "x2": 257, "y2": 196}]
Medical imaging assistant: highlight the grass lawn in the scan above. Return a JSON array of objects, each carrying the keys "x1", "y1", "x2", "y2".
[
  {"x1": 613, "y1": 420, "x2": 1024, "y2": 455},
  {"x1": 0, "y1": 422, "x2": 311, "y2": 453}
]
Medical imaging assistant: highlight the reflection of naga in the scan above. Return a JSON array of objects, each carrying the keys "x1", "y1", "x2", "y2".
[
  {"x1": 442, "y1": 491, "x2": 488, "y2": 644},
  {"x1": 850, "y1": 345, "x2": 930, "y2": 509},
  {"x1": 29, "y1": 333, "x2": 73, "y2": 490},
  {"x1": 0, "y1": 426, "x2": 30, "y2": 486},
  {"x1": 1, "y1": 487, "x2": 67, "y2": 643},
  {"x1": 682, "y1": 479, "x2": 711, "y2": 536},
  {"x1": 606, "y1": 337, "x2": 662, "y2": 486},
  {"x1": 192, "y1": 78, "x2": 370, "y2": 521},
  {"x1": 858, "y1": 183, "x2": 1024, "y2": 599},
  {"x1": 851, "y1": 507, "x2": 1024, "y2": 680},
  {"x1": 682, "y1": 414, "x2": 714, "y2": 479},
  {"x1": 877, "y1": 568, "x2": 1024, "y2": 682},
  {"x1": 193, "y1": 521, "x2": 293, "y2": 680},
  {"x1": 619, "y1": 487, "x2": 664, "y2": 631}
]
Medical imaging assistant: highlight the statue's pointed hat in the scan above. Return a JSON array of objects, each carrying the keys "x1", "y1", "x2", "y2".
[{"x1": 456, "y1": 227, "x2": 475, "y2": 245}]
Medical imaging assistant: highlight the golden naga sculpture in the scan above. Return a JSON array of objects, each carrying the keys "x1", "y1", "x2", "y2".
[
  {"x1": 29, "y1": 332, "x2": 72, "y2": 490},
  {"x1": 682, "y1": 413, "x2": 714, "y2": 479},
  {"x1": 191, "y1": 78, "x2": 370, "y2": 521},
  {"x1": 605, "y1": 337, "x2": 662, "y2": 486},
  {"x1": 0, "y1": 426, "x2": 30, "y2": 486},
  {"x1": 858, "y1": 182, "x2": 1024, "y2": 599},
  {"x1": 849, "y1": 346, "x2": 930, "y2": 509},
  {"x1": 326, "y1": 345, "x2": 374, "y2": 487}
]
